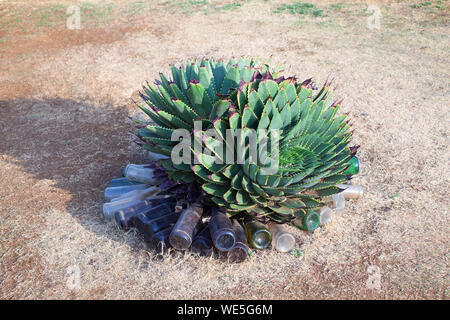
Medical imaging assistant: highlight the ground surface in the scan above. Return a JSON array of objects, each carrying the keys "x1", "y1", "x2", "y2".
[{"x1": 0, "y1": 0, "x2": 449, "y2": 299}]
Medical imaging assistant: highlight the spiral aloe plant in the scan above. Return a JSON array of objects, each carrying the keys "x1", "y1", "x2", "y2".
[{"x1": 134, "y1": 57, "x2": 358, "y2": 224}]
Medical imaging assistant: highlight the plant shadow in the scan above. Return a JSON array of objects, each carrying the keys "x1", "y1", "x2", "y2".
[{"x1": 0, "y1": 97, "x2": 151, "y2": 245}]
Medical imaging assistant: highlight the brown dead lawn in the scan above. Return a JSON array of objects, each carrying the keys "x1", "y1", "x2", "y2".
[{"x1": 0, "y1": 0, "x2": 449, "y2": 299}]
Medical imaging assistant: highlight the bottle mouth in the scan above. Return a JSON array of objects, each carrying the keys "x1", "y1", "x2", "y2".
[
  {"x1": 275, "y1": 234, "x2": 295, "y2": 253},
  {"x1": 319, "y1": 214, "x2": 333, "y2": 226},
  {"x1": 214, "y1": 231, "x2": 236, "y2": 251},
  {"x1": 303, "y1": 212, "x2": 319, "y2": 231},
  {"x1": 228, "y1": 245, "x2": 248, "y2": 263},
  {"x1": 169, "y1": 233, "x2": 191, "y2": 250},
  {"x1": 319, "y1": 206, "x2": 333, "y2": 225},
  {"x1": 253, "y1": 230, "x2": 272, "y2": 249}
]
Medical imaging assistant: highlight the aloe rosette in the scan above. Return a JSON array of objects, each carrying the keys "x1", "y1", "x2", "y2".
[{"x1": 133, "y1": 58, "x2": 358, "y2": 224}]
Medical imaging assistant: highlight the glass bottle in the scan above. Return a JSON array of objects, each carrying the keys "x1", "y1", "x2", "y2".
[
  {"x1": 109, "y1": 177, "x2": 142, "y2": 187},
  {"x1": 245, "y1": 221, "x2": 272, "y2": 249},
  {"x1": 191, "y1": 226, "x2": 213, "y2": 257},
  {"x1": 318, "y1": 206, "x2": 334, "y2": 226},
  {"x1": 336, "y1": 184, "x2": 364, "y2": 200},
  {"x1": 209, "y1": 207, "x2": 236, "y2": 251},
  {"x1": 169, "y1": 202, "x2": 204, "y2": 250},
  {"x1": 294, "y1": 211, "x2": 319, "y2": 231},
  {"x1": 148, "y1": 151, "x2": 169, "y2": 162},
  {"x1": 123, "y1": 164, "x2": 159, "y2": 184},
  {"x1": 103, "y1": 198, "x2": 143, "y2": 220},
  {"x1": 344, "y1": 156, "x2": 359, "y2": 175},
  {"x1": 144, "y1": 225, "x2": 173, "y2": 254},
  {"x1": 141, "y1": 212, "x2": 179, "y2": 239},
  {"x1": 133, "y1": 203, "x2": 177, "y2": 234},
  {"x1": 114, "y1": 198, "x2": 176, "y2": 230},
  {"x1": 104, "y1": 184, "x2": 148, "y2": 202},
  {"x1": 227, "y1": 220, "x2": 249, "y2": 263},
  {"x1": 323, "y1": 193, "x2": 346, "y2": 213},
  {"x1": 269, "y1": 223, "x2": 295, "y2": 253},
  {"x1": 122, "y1": 164, "x2": 150, "y2": 177},
  {"x1": 112, "y1": 186, "x2": 161, "y2": 202}
]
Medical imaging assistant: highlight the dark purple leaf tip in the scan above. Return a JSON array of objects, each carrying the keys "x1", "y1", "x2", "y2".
[
  {"x1": 250, "y1": 70, "x2": 261, "y2": 82},
  {"x1": 237, "y1": 80, "x2": 246, "y2": 91},
  {"x1": 216, "y1": 92, "x2": 230, "y2": 98}
]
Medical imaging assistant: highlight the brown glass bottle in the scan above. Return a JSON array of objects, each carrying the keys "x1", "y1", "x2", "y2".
[
  {"x1": 191, "y1": 225, "x2": 213, "y2": 257},
  {"x1": 228, "y1": 220, "x2": 249, "y2": 263},
  {"x1": 142, "y1": 212, "x2": 180, "y2": 239},
  {"x1": 144, "y1": 225, "x2": 174, "y2": 254},
  {"x1": 169, "y1": 202, "x2": 204, "y2": 250},
  {"x1": 133, "y1": 202, "x2": 176, "y2": 233},
  {"x1": 115, "y1": 198, "x2": 175, "y2": 230},
  {"x1": 209, "y1": 207, "x2": 236, "y2": 251}
]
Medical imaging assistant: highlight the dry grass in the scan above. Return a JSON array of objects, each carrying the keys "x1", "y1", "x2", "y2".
[{"x1": 0, "y1": 0, "x2": 449, "y2": 299}]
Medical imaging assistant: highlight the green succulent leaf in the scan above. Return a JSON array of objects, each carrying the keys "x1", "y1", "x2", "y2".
[{"x1": 135, "y1": 58, "x2": 356, "y2": 224}]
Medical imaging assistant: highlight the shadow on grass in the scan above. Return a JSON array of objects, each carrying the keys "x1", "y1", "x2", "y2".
[{"x1": 0, "y1": 97, "x2": 149, "y2": 240}]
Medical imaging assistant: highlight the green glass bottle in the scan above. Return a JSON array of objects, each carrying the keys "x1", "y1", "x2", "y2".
[
  {"x1": 245, "y1": 221, "x2": 272, "y2": 249},
  {"x1": 295, "y1": 211, "x2": 320, "y2": 231},
  {"x1": 344, "y1": 156, "x2": 359, "y2": 175}
]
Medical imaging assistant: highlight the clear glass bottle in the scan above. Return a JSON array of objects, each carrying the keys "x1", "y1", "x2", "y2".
[
  {"x1": 269, "y1": 223, "x2": 295, "y2": 253},
  {"x1": 148, "y1": 151, "x2": 169, "y2": 162},
  {"x1": 336, "y1": 184, "x2": 364, "y2": 200},
  {"x1": 169, "y1": 202, "x2": 204, "y2": 250},
  {"x1": 323, "y1": 193, "x2": 346, "y2": 213},
  {"x1": 318, "y1": 206, "x2": 334, "y2": 226},
  {"x1": 113, "y1": 186, "x2": 161, "y2": 202},
  {"x1": 121, "y1": 164, "x2": 149, "y2": 176},
  {"x1": 104, "y1": 184, "x2": 148, "y2": 202},
  {"x1": 103, "y1": 198, "x2": 143, "y2": 220},
  {"x1": 227, "y1": 220, "x2": 249, "y2": 263},
  {"x1": 245, "y1": 221, "x2": 272, "y2": 249},
  {"x1": 114, "y1": 198, "x2": 176, "y2": 230},
  {"x1": 123, "y1": 164, "x2": 159, "y2": 184},
  {"x1": 109, "y1": 177, "x2": 142, "y2": 187},
  {"x1": 191, "y1": 226, "x2": 213, "y2": 257},
  {"x1": 209, "y1": 208, "x2": 236, "y2": 251}
]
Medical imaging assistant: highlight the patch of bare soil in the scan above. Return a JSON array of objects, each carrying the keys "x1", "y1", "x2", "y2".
[{"x1": 1, "y1": 0, "x2": 449, "y2": 299}]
